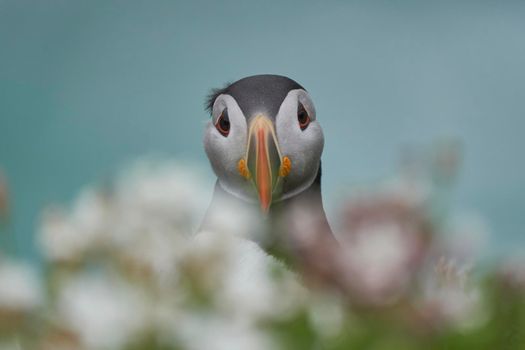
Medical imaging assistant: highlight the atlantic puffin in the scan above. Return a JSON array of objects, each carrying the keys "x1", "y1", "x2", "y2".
[{"x1": 201, "y1": 75, "x2": 337, "y2": 261}]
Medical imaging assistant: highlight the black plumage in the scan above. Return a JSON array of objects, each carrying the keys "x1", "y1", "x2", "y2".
[{"x1": 205, "y1": 74, "x2": 305, "y2": 121}]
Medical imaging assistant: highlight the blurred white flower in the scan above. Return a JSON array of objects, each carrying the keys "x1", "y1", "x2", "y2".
[
  {"x1": 115, "y1": 226, "x2": 186, "y2": 286},
  {"x1": 38, "y1": 158, "x2": 211, "y2": 285},
  {"x1": 107, "y1": 159, "x2": 210, "y2": 283},
  {"x1": 185, "y1": 231, "x2": 305, "y2": 321},
  {"x1": 335, "y1": 192, "x2": 428, "y2": 306},
  {"x1": 419, "y1": 257, "x2": 487, "y2": 332},
  {"x1": 338, "y1": 220, "x2": 423, "y2": 305},
  {"x1": 217, "y1": 237, "x2": 305, "y2": 321},
  {"x1": 38, "y1": 189, "x2": 110, "y2": 262},
  {"x1": 0, "y1": 258, "x2": 41, "y2": 312},
  {"x1": 71, "y1": 188, "x2": 111, "y2": 238},
  {"x1": 176, "y1": 312, "x2": 277, "y2": 350},
  {"x1": 113, "y1": 159, "x2": 207, "y2": 231},
  {"x1": 202, "y1": 198, "x2": 262, "y2": 242},
  {"x1": 57, "y1": 274, "x2": 148, "y2": 349},
  {"x1": 39, "y1": 210, "x2": 79, "y2": 262}
]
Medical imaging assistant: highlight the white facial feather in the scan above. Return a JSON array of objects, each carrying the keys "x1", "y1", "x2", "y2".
[
  {"x1": 204, "y1": 95, "x2": 254, "y2": 202},
  {"x1": 275, "y1": 89, "x2": 324, "y2": 200}
]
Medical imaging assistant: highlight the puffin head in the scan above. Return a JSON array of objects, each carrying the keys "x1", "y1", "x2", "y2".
[{"x1": 204, "y1": 74, "x2": 325, "y2": 213}]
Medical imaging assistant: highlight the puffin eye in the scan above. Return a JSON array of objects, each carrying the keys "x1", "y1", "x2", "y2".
[
  {"x1": 297, "y1": 102, "x2": 310, "y2": 130},
  {"x1": 215, "y1": 109, "x2": 230, "y2": 136}
]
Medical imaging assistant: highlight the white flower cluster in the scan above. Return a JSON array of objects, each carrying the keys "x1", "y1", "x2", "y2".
[
  {"x1": 0, "y1": 258, "x2": 41, "y2": 313},
  {"x1": 419, "y1": 257, "x2": 486, "y2": 331},
  {"x1": 34, "y1": 158, "x2": 304, "y2": 350}
]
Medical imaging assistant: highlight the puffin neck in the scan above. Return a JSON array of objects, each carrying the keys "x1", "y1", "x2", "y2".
[
  {"x1": 199, "y1": 164, "x2": 329, "y2": 234},
  {"x1": 199, "y1": 164, "x2": 334, "y2": 269}
]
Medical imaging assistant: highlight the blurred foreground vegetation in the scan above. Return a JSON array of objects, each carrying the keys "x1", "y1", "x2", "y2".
[{"x1": 0, "y1": 145, "x2": 524, "y2": 350}]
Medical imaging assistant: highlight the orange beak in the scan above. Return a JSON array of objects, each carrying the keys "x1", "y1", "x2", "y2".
[{"x1": 245, "y1": 115, "x2": 283, "y2": 212}]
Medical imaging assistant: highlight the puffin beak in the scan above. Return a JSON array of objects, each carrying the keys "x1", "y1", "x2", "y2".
[{"x1": 246, "y1": 115, "x2": 282, "y2": 213}]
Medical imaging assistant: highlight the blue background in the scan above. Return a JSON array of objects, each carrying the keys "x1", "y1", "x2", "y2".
[{"x1": 1, "y1": 0, "x2": 524, "y2": 262}]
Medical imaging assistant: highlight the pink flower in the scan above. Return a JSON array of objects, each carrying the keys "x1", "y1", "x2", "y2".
[{"x1": 335, "y1": 193, "x2": 430, "y2": 306}]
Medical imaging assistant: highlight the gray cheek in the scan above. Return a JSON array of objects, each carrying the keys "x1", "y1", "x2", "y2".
[
  {"x1": 278, "y1": 122, "x2": 324, "y2": 198},
  {"x1": 204, "y1": 125, "x2": 222, "y2": 177},
  {"x1": 204, "y1": 123, "x2": 247, "y2": 187},
  {"x1": 295, "y1": 124, "x2": 323, "y2": 177},
  {"x1": 309, "y1": 123, "x2": 325, "y2": 158}
]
